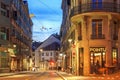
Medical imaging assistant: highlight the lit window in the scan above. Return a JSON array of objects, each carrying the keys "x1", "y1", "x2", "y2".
[{"x1": 112, "y1": 48, "x2": 118, "y2": 65}]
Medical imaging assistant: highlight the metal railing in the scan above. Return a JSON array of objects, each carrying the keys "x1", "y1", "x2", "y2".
[
  {"x1": 70, "y1": 2, "x2": 120, "y2": 17},
  {"x1": 91, "y1": 34, "x2": 105, "y2": 39}
]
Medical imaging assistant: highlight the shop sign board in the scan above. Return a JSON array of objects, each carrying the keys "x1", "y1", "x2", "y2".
[{"x1": 90, "y1": 47, "x2": 106, "y2": 52}]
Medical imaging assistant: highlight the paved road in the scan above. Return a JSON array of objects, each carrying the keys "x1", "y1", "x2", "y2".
[
  {"x1": 0, "y1": 71, "x2": 63, "y2": 80},
  {"x1": 1, "y1": 71, "x2": 120, "y2": 80}
]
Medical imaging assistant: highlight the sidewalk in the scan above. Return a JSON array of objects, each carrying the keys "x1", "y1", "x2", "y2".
[
  {"x1": 0, "y1": 71, "x2": 27, "y2": 77},
  {"x1": 0, "y1": 71, "x2": 39, "y2": 77},
  {"x1": 56, "y1": 71, "x2": 120, "y2": 80},
  {"x1": 0, "y1": 70, "x2": 52, "y2": 77}
]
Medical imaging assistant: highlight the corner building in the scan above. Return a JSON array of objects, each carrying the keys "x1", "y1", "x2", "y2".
[{"x1": 61, "y1": 0, "x2": 120, "y2": 76}]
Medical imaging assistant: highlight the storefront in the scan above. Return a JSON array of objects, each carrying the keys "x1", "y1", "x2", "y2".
[
  {"x1": 0, "y1": 47, "x2": 10, "y2": 72},
  {"x1": 90, "y1": 47, "x2": 106, "y2": 74}
]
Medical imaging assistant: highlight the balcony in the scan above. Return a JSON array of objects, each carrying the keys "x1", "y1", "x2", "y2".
[
  {"x1": 91, "y1": 34, "x2": 105, "y2": 39},
  {"x1": 70, "y1": 2, "x2": 120, "y2": 17}
]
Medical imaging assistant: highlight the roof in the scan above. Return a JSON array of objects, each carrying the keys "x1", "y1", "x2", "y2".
[{"x1": 36, "y1": 35, "x2": 61, "y2": 51}]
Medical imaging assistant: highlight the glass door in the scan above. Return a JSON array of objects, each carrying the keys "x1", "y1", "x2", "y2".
[{"x1": 90, "y1": 52, "x2": 105, "y2": 74}]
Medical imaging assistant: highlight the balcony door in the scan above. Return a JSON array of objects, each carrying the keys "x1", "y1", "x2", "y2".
[{"x1": 92, "y1": 0, "x2": 102, "y2": 9}]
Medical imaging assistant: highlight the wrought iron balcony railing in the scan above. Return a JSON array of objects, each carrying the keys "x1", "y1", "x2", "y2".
[
  {"x1": 70, "y1": 2, "x2": 120, "y2": 17},
  {"x1": 91, "y1": 34, "x2": 105, "y2": 39}
]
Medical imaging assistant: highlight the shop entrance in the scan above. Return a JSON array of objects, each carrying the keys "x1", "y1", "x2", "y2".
[
  {"x1": 90, "y1": 47, "x2": 106, "y2": 74},
  {"x1": 78, "y1": 48, "x2": 84, "y2": 75}
]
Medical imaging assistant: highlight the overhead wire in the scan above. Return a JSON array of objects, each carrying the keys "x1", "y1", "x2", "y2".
[{"x1": 28, "y1": 0, "x2": 62, "y2": 40}]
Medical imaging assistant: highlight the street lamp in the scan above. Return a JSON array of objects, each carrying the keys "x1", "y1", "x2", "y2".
[
  {"x1": 40, "y1": 48, "x2": 43, "y2": 52},
  {"x1": 68, "y1": 38, "x2": 72, "y2": 43}
]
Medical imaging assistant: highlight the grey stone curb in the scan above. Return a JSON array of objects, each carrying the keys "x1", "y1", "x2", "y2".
[{"x1": 55, "y1": 71, "x2": 67, "y2": 80}]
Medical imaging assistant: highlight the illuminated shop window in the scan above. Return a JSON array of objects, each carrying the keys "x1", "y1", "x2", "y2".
[
  {"x1": 0, "y1": 52, "x2": 8, "y2": 68},
  {"x1": 112, "y1": 49, "x2": 118, "y2": 65}
]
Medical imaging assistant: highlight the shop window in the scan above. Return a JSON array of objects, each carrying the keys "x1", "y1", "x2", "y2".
[
  {"x1": 0, "y1": 52, "x2": 8, "y2": 68},
  {"x1": 112, "y1": 48, "x2": 118, "y2": 65},
  {"x1": 90, "y1": 48, "x2": 106, "y2": 74}
]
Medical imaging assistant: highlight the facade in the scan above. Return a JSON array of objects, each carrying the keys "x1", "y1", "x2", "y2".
[
  {"x1": 35, "y1": 34, "x2": 61, "y2": 70},
  {"x1": 61, "y1": 0, "x2": 120, "y2": 76},
  {"x1": 0, "y1": 0, "x2": 33, "y2": 72}
]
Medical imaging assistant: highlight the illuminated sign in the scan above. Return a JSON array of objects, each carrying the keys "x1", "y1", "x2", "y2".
[{"x1": 90, "y1": 47, "x2": 106, "y2": 52}]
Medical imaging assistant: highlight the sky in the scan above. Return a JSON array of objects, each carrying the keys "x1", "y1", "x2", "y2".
[{"x1": 27, "y1": 0, "x2": 62, "y2": 42}]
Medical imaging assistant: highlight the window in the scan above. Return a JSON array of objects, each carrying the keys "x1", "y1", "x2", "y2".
[
  {"x1": 112, "y1": 48, "x2": 118, "y2": 65},
  {"x1": 77, "y1": 22, "x2": 82, "y2": 40},
  {"x1": 113, "y1": 21, "x2": 118, "y2": 40},
  {"x1": 91, "y1": 19, "x2": 104, "y2": 39},
  {"x1": 42, "y1": 58, "x2": 44, "y2": 61},
  {"x1": 0, "y1": 52, "x2": 8, "y2": 68},
  {"x1": 90, "y1": 51, "x2": 106, "y2": 74},
  {"x1": 0, "y1": 27, "x2": 6, "y2": 40},
  {"x1": 113, "y1": 0, "x2": 117, "y2": 11},
  {"x1": 1, "y1": 10, "x2": 6, "y2": 16},
  {"x1": 50, "y1": 52, "x2": 52, "y2": 56},
  {"x1": 42, "y1": 53, "x2": 44, "y2": 56},
  {"x1": 13, "y1": 11, "x2": 17, "y2": 20},
  {"x1": 1, "y1": 3, "x2": 6, "y2": 9},
  {"x1": 92, "y1": 0, "x2": 102, "y2": 10},
  {"x1": 46, "y1": 52, "x2": 49, "y2": 56}
]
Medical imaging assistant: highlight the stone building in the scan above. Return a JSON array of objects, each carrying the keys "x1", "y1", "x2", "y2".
[
  {"x1": 60, "y1": 0, "x2": 120, "y2": 76},
  {"x1": 0, "y1": 0, "x2": 33, "y2": 72},
  {"x1": 35, "y1": 34, "x2": 61, "y2": 70}
]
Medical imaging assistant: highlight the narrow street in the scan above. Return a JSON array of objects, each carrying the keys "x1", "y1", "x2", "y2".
[
  {"x1": 0, "y1": 71, "x2": 63, "y2": 80},
  {"x1": 0, "y1": 70, "x2": 120, "y2": 80}
]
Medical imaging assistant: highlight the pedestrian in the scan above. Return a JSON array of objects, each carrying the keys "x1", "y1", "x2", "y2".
[
  {"x1": 95, "y1": 60, "x2": 100, "y2": 74},
  {"x1": 58, "y1": 66, "x2": 61, "y2": 71}
]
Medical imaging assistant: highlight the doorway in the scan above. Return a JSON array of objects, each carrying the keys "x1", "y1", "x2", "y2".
[
  {"x1": 78, "y1": 48, "x2": 84, "y2": 75},
  {"x1": 90, "y1": 52, "x2": 105, "y2": 74}
]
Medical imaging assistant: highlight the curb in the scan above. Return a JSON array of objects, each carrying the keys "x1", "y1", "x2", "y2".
[
  {"x1": 55, "y1": 71, "x2": 67, "y2": 80},
  {"x1": 0, "y1": 73, "x2": 19, "y2": 77},
  {"x1": 0, "y1": 71, "x2": 32, "y2": 77}
]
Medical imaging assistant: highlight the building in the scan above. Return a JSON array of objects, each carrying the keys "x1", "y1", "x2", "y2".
[
  {"x1": 0, "y1": 0, "x2": 33, "y2": 72},
  {"x1": 60, "y1": 0, "x2": 120, "y2": 76},
  {"x1": 35, "y1": 34, "x2": 61, "y2": 70}
]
